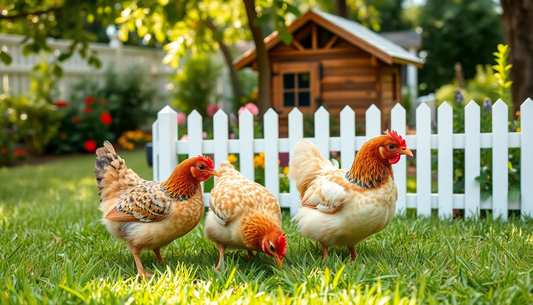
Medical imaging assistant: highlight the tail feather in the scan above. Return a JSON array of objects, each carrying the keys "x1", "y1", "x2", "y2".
[
  {"x1": 288, "y1": 140, "x2": 337, "y2": 196},
  {"x1": 94, "y1": 141, "x2": 140, "y2": 213}
]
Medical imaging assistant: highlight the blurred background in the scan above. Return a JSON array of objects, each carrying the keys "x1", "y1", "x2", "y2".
[{"x1": 0, "y1": 0, "x2": 529, "y2": 167}]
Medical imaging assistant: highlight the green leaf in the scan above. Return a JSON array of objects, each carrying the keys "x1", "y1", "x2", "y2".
[
  {"x1": 22, "y1": 44, "x2": 33, "y2": 56},
  {"x1": 284, "y1": 3, "x2": 301, "y2": 17},
  {"x1": 509, "y1": 188, "x2": 520, "y2": 200},
  {"x1": 254, "y1": 13, "x2": 270, "y2": 26},
  {"x1": 53, "y1": 64, "x2": 63, "y2": 78},
  {"x1": 0, "y1": 51, "x2": 12, "y2": 65},
  {"x1": 58, "y1": 53, "x2": 72, "y2": 62},
  {"x1": 278, "y1": 26, "x2": 292, "y2": 45}
]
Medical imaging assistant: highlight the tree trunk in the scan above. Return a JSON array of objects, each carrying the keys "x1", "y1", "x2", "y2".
[
  {"x1": 243, "y1": 0, "x2": 270, "y2": 115},
  {"x1": 334, "y1": 0, "x2": 348, "y2": 18},
  {"x1": 500, "y1": 0, "x2": 533, "y2": 113},
  {"x1": 201, "y1": 17, "x2": 244, "y2": 105}
]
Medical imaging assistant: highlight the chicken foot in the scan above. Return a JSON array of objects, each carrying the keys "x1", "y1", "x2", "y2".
[
  {"x1": 214, "y1": 243, "x2": 226, "y2": 271},
  {"x1": 131, "y1": 247, "x2": 153, "y2": 278},
  {"x1": 247, "y1": 250, "x2": 254, "y2": 261},
  {"x1": 154, "y1": 248, "x2": 164, "y2": 265}
]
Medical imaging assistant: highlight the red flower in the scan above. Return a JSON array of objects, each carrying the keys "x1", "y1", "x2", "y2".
[
  {"x1": 54, "y1": 101, "x2": 68, "y2": 107},
  {"x1": 60, "y1": 133, "x2": 68, "y2": 139},
  {"x1": 100, "y1": 113, "x2": 112, "y2": 125},
  {"x1": 84, "y1": 107, "x2": 92, "y2": 114},
  {"x1": 84, "y1": 140, "x2": 97, "y2": 152},
  {"x1": 84, "y1": 97, "x2": 94, "y2": 104},
  {"x1": 73, "y1": 116, "x2": 81, "y2": 124},
  {"x1": 13, "y1": 149, "x2": 27, "y2": 157}
]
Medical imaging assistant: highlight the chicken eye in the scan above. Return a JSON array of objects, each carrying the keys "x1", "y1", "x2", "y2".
[
  {"x1": 198, "y1": 165, "x2": 205, "y2": 170},
  {"x1": 388, "y1": 144, "x2": 395, "y2": 149},
  {"x1": 270, "y1": 245, "x2": 275, "y2": 252}
]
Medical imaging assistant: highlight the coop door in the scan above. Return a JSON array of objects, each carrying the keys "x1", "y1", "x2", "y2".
[{"x1": 273, "y1": 62, "x2": 320, "y2": 116}]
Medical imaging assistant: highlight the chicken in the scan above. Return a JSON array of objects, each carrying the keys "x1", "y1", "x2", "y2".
[
  {"x1": 204, "y1": 161, "x2": 287, "y2": 270},
  {"x1": 94, "y1": 141, "x2": 218, "y2": 277},
  {"x1": 288, "y1": 130, "x2": 412, "y2": 261}
]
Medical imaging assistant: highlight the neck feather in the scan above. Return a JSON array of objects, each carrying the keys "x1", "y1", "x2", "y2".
[
  {"x1": 346, "y1": 142, "x2": 393, "y2": 188},
  {"x1": 161, "y1": 159, "x2": 200, "y2": 199},
  {"x1": 241, "y1": 213, "x2": 281, "y2": 251}
]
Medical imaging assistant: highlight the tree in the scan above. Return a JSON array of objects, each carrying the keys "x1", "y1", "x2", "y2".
[
  {"x1": 500, "y1": 0, "x2": 533, "y2": 111},
  {"x1": 418, "y1": 0, "x2": 503, "y2": 95}
]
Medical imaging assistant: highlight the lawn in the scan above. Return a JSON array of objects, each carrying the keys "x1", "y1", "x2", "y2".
[{"x1": 1, "y1": 150, "x2": 533, "y2": 304}]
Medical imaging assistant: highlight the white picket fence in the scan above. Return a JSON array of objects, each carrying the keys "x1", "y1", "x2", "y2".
[{"x1": 151, "y1": 99, "x2": 533, "y2": 220}]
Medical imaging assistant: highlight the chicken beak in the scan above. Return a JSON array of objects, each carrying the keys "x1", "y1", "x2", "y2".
[
  {"x1": 400, "y1": 147, "x2": 413, "y2": 157},
  {"x1": 275, "y1": 257, "x2": 283, "y2": 268},
  {"x1": 209, "y1": 170, "x2": 220, "y2": 177}
]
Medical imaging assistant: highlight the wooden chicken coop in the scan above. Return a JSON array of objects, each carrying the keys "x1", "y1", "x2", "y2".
[{"x1": 234, "y1": 9, "x2": 423, "y2": 135}]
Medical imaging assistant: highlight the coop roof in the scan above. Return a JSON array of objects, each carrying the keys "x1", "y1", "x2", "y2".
[{"x1": 234, "y1": 9, "x2": 424, "y2": 69}]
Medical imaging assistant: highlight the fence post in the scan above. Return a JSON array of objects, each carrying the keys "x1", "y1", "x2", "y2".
[
  {"x1": 391, "y1": 103, "x2": 407, "y2": 214},
  {"x1": 314, "y1": 106, "x2": 330, "y2": 159},
  {"x1": 492, "y1": 100, "x2": 508, "y2": 220},
  {"x1": 464, "y1": 101, "x2": 481, "y2": 217},
  {"x1": 340, "y1": 106, "x2": 355, "y2": 169},
  {"x1": 521, "y1": 98, "x2": 533, "y2": 218},
  {"x1": 155, "y1": 106, "x2": 178, "y2": 182},
  {"x1": 239, "y1": 110, "x2": 255, "y2": 182},
  {"x1": 365, "y1": 104, "x2": 381, "y2": 139},
  {"x1": 416, "y1": 102, "x2": 432, "y2": 216},
  {"x1": 289, "y1": 108, "x2": 303, "y2": 217},
  {"x1": 213, "y1": 110, "x2": 229, "y2": 182},
  {"x1": 437, "y1": 102, "x2": 453, "y2": 218},
  {"x1": 264, "y1": 109, "x2": 280, "y2": 201}
]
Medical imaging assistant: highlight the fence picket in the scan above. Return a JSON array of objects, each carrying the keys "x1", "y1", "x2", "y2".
[
  {"x1": 492, "y1": 100, "x2": 509, "y2": 220},
  {"x1": 239, "y1": 110, "x2": 255, "y2": 182},
  {"x1": 213, "y1": 110, "x2": 229, "y2": 182},
  {"x1": 365, "y1": 104, "x2": 381, "y2": 139},
  {"x1": 437, "y1": 102, "x2": 453, "y2": 218},
  {"x1": 289, "y1": 108, "x2": 304, "y2": 216},
  {"x1": 314, "y1": 106, "x2": 330, "y2": 159},
  {"x1": 416, "y1": 102, "x2": 432, "y2": 216},
  {"x1": 391, "y1": 103, "x2": 407, "y2": 214},
  {"x1": 464, "y1": 101, "x2": 481, "y2": 217},
  {"x1": 187, "y1": 110, "x2": 203, "y2": 158},
  {"x1": 155, "y1": 106, "x2": 178, "y2": 181},
  {"x1": 264, "y1": 109, "x2": 280, "y2": 201},
  {"x1": 521, "y1": 98, "x2": 533, "y2": 218},
  {"x1": 152, "y1": 120, "x2": 159, "y2": 182},
  {"x1": 340, "y1": 106, "x2": 355, "y2": 169}
]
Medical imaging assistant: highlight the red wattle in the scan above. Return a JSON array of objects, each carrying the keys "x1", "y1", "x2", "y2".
[{"x1": 388, "y1": 154, "x2": 401, "y2": 164}]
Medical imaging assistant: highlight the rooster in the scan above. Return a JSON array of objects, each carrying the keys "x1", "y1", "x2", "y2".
[
  {"x1": 204, "y1": 161, "x2": 287, "y2": 270},
  {"x1": 94, "y1": 141, "x2": 218, "y2": 277},
  {"x1": 288, "y1": 130, "x2": 412, "y2": 261}
]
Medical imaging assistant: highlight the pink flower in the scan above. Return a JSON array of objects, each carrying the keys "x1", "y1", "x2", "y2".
[
  {"x1": 207, "y1": 104, "x2": 219, "y2": 117},
  {"x1": 331, "y1": 151, "x2": 340, "y2": 158},
  {"x1": 203, "y1": 131, "x2": 207, "y2": 139},
  {"x1": 177, "y1": 113, "x2": 186, "y2": 125},
  {"x1": 238, "y1": 103, "x2": 259, "y2": 116},
  {"x1": 180, "y1": 134, "x2": 189, "y2": 141},
  {"x1": 230, "y1": 133, "x2": 236, "y2": 139}
]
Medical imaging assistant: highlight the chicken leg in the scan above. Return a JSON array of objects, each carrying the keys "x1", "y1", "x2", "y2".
[
  {"x1": 131, "y1": 247, "x2": 152, "y2": 278},
  {"x1": 247, "y1": 250, "x2": 254, "y2": 261},
  {"x1": 322, "y1": 245, "x2": 329, "y2": 262},
  {"x1": 214, "y1": 243, "x2": 226, "y2": 271},
  {"x1": 154, "y1": 248, "x2": 164, "y2": 265},
  {"x1": 348, "y1": 245, "x2": 357, "y2": 262}
]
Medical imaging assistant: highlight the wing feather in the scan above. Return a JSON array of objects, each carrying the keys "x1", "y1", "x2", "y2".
[{"x1": 300, "y1": 169, "x2": 352, "y2": 214}]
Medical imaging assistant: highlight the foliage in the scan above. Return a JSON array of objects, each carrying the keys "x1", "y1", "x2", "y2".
[
  {"x1": 2, "y1": 151, "x2": 533, "y2": 303},
  {"x1": 418, "y1": 0, "x2": 504, "y2": 95},
  {"x1": 436, "y1": 65, "x2": 500, "y2": 106},
  {"x1": 433, "y1": 45, "x2": 520, "y2": 200},
  {"x1": 492, "y1": 44, "x2": 513, "y2": 108},
  {"x1": 171, "y1": 53, "x2": 221, "y2": 117},
  {"x1": 118, "y1": 130, "x2": 152, "y2": 150},
  {"x1": 48, "y1": 95, "x2": 115, "y2": 154},
  {"x1": 0, "y1": 95, "x2": 19, "y2": 166}
]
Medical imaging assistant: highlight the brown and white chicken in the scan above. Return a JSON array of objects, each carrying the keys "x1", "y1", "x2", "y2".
[
  {"x1": 204, "y1": 161, "x2": 287, "y2": 270},
  {"x1": 288, "y1": 130, "x2": 412, "y2": 261},
  {"x1": 94, "y1": 141, "x2": 218, "y2": 277}
]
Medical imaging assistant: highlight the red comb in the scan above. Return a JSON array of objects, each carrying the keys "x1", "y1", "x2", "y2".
[
  {"x1": 198, "y1": 155, "x2": 214, "y2": 170},
  {"x1": 384, "y1": 130, "x2": 406, "y2": 147},
  {"x1": 278, "y1": 233, "x2": 287, "y2": 258}
]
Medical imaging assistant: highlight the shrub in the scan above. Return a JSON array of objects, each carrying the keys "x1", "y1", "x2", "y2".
[{"x1": 171, "y1": 53, "x2": 221, "y2": 117}]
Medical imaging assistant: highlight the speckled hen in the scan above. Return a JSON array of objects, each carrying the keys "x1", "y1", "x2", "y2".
[
  {"x1": 289, "y1": 130, "x2": 412, "y2": 262},
  {"x1": 205, "y1": 161, "x2": 287, "y2": 270},
  {"x1": 94, "y1": 141, "x2": 218, "y2": 277}
]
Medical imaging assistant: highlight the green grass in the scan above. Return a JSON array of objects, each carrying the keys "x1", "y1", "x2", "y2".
[{"x1": 1, "y1": 150, "x2": 533, "y2": 304}]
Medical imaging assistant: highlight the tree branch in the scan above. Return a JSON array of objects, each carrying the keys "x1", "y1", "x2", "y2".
[{"x1": 0, "y1": 7, "x2": 61, "y2": 20}]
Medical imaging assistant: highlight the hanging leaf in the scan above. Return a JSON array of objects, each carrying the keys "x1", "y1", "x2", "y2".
[{"x1": 0, "y1": 51, "x2": 12, "y2": 65}]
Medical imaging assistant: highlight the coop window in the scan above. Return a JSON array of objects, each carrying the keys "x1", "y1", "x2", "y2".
[{"x1": 282, "y1": 73, "x2": 311, "y2": 107}]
